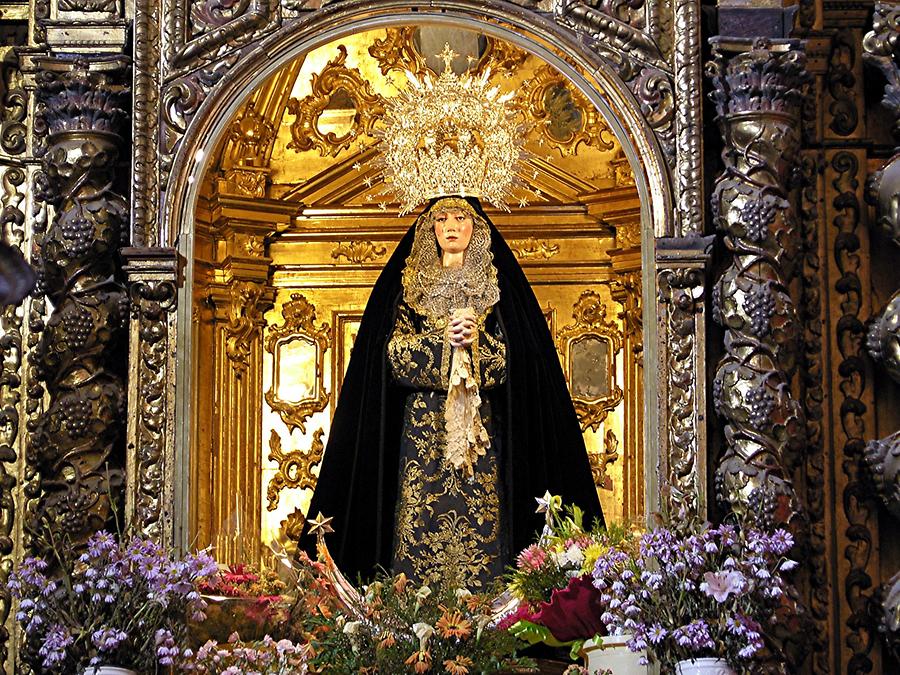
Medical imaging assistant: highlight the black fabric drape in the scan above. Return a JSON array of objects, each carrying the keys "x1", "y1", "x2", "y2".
[{"x1": 304, "y1": 198, "x2": 603, "y2": 582}]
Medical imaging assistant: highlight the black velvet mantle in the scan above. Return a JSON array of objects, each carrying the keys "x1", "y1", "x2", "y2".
[{"x1": 304, "y1": 198, "x2": 603, "y2": 582}]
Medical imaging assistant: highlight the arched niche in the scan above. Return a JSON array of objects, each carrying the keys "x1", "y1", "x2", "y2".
[{"x1": 151, "y1": 2, "x2": 677, "y2": 554}]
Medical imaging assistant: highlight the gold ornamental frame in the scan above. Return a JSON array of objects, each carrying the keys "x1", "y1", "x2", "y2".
[
  {"x1": 557, "y1": 290, "x2": 625, "y2": 431},
  {"x1": 264, "y1": 294, "x2": 331, "y2": 434},
  {"x1": 287, "y1": 45, "x2": 385, "y2": 158}
]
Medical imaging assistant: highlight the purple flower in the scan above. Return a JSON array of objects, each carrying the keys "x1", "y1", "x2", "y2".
[
  {"x1": 92, "y1": 627, "x2": 128, "y2": 651},
  {"x1": 39, "y1": 624, "x2": 73, "y2": 669}
]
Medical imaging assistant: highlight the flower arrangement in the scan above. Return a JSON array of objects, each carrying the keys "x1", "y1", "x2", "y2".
[
  {"x1": 201, "y1": 563, "x2": 286, "y2": 600},
  {"x1": 185, "y1": 633, "x2": 309, "y2": 674},
  {"x1": 287, "y1": 551, "x2": 534, "y2": 674},
  {"x1": 196, "y1": 562, "x2": 290, "y2": 643},
  {"x1": 502, "y1": 493, "x2": 639, "y2": 649},
  {"x1": 589, "y1": 518, "x2": 797, "y2": 670},
  {"x1": 8, "y1": 529, "x2": 217, "y2": 673}
]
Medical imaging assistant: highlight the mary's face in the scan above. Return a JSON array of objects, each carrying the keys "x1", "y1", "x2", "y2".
[{"x1": 433, "y1": 209, "x2": 474, "y2": 255}]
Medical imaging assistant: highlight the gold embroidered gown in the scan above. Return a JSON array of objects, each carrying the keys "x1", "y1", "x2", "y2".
[{"x1": 387, "y1": 301, "x2": 508, "y2": 591}]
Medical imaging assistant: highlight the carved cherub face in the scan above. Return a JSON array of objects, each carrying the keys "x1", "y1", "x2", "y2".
[{"x1": 433, "y1": 209, "x2": 474, "y2": 255}]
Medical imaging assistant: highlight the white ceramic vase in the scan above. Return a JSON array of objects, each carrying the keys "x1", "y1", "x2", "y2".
[
  {"x1": 582, "y1": 634, "x2": 648, "y2": 674},
  {"x1": 674, "y1": 657, "x2": 736, "y2": 675},
  {"x1": 80, "y1": 667, "x2": 137, "y2": 675}
]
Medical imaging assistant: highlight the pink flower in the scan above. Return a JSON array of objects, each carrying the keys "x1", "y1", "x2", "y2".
[
  {"x1": 700, "y1": 570, "x2": 745, "y2": 603},
  {"x1": 516, "y1": 545, "x2": 548, "y2": 571}
]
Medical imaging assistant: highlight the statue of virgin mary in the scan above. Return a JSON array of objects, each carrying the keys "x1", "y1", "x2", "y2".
[{"x1": 304, "y1": 50, "x2": 603, "y2": 589}]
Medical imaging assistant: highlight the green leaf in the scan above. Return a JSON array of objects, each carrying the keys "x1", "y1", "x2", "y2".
[
  {"x1": 507, "y1": 620, "x2": 571, "y2": 648},
  {"x1": 568, "y1": 638, "x2": 585, "y2": 661}
]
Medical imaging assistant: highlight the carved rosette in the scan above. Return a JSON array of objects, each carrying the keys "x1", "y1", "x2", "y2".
[
  {"x1": 707, "y1": 39, "x2": 809, "y2": 528},
  {"x1": 30, "y1": 59, "x2": 130, "y2": 541}
]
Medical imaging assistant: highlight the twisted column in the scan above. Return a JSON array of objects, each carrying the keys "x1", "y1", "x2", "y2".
[
  {"x1": 29, "y1": 57, "x2": 130, "y2": 540},
  {"x1": 707, "y1": 39, "x2": 809, "y2": 529},
  {"x1": 863, "y1": 2, "x2": 900, "y2": 660}
]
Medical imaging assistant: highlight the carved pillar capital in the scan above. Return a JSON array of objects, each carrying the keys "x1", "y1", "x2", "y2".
[{"x1": 654, "y1": 235, "x2": 714, "y2": 519}]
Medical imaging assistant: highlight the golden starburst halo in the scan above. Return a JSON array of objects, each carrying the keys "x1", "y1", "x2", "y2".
[{"x1": 375, "y1": 42, "x2": 530, "y2": 214}]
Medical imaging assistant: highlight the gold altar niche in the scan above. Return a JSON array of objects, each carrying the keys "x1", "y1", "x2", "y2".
[{"x1": 188, "y1": 26, "x2": 645, "y2": 565}]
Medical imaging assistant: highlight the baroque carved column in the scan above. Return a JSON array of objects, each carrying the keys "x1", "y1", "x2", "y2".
[
  {"x1": 28, "y1": 57, "x2": 130, "y2": 540},
  {"x1": 863, "y1": 2, "x2": 900, "y2": 662},
  {"x1": 707, "y1": 39, "x2": 809, "y2": 528}
]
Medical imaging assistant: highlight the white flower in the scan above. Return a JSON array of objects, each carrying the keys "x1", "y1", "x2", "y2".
[
  {"x1": 414, "y1": 585, "x2": 431, "y2": 609},
  {"x1": 563, "y1": 543, "x2": 585, "y2": 567},
  {"x1": 412, "y1": 622, "x2": 434, "y2": 650},
  {"x1": 454, "y1": 588, "x2": 472, "y2": 600},
  {"x1": 342, "y1": 621, "x2": 362, "y2": 636}
]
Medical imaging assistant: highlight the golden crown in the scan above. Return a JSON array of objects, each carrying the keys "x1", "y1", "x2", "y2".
[{"x1": 375, "y1": 44, "x2": 528, "y2": 215}]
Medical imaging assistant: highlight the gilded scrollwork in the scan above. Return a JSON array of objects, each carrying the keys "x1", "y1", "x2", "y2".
[
  {"x1": 224, "y1": 280, "x2": 265, "y2": 372},
  {"x1": 161, "y1": 57, "x2": 237, "y2": 184},
  {"x1": 30, "y1": 59, "x2": 130, "y2": 542},
  {"x1": 369, "y1": 27, "x2": 429, "y2": 78},
  {"x1": 126, "y1": 269, "x2": 178, "y2": 540},
  {"x1": 554, "y1": 0, "x2": 676, "y2": 165},
  {"x1": 1, "y1": 54, "x2": 27, "y2": 156},
  {"x1": 133, "y1": 0, "x2": 161, "y2": 246},
  {"x1": 58, "y1": 0, "x2": 117, "y2": 11},
  {"x1": 657, "y1": 261, "x2": 706, "y2": 516},
  {"x1": 707, "y1": 39, "x2": 808, "y2": 530},
  {"x1": 287, "y1": 46, "x2": 385, "y2": 158},
  {"x1": 588, "y1": 429, "x2": 619, "y2": 490},
  {"x1": 0, "y1": 164, "x2": 26, "y2": 668},
  {"x1": 227, "y1": 99, "x2": 275, "y2": 164},
  {"x1": 265, "y1": 293, "x2": 330, "y2": 434},
  {"x1": 556, "y1": 290, "x2": 623, "y2": 431},
  {"x1": 330, "y1": 240, "x2": 388, "y2": 264},
  {"x1": 517, "y1": 64, "x2": 616, "y2": 156},
  {"x1": 672, "y1": 0, "x2": 702, "y2": 235},
  {"x1": 508, "y1": 237, "x2": 560, "y2": 260},
  {"x1": 266, "y1": 428, "x2": 324, "y2": 511},
  {"x1": 473, "y1": 36, "x2": 529, "y2": 76}
]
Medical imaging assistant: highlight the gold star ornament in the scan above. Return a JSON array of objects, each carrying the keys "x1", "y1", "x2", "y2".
[{"x1": 308, "y1": 512, "x2": 334, "y2": 537}]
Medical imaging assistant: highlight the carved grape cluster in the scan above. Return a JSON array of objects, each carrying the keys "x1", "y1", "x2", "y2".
[
  {"x1": 59, "y1": 210, "x2": 94, "y2": 257},
  {"x1": 62, "y1": 397, "x2": 92, "y2": 438},
  {"x1": 745, "y1": 385, "x2": 775, "y2": 431},
  {"x1": 62, "y1": 305, "x2": 93, "y2": 349},
  {"x1": 740, "y1": 198, "x2": 777, "y2": 242},
  {"x1": 712, "y1": 375, "x2": 726, "y2": 417},
  {"x1": 747, "y1": 484, "x2": 780, "y2": 531},
  {"x1": 743, "y1": 285, "x2": 776, "y2": 337}
]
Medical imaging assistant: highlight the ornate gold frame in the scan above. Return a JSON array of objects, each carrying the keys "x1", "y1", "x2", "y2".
[
  {"x1": 266, "y1": 428, "x2": 325, "y2": 511},
  {"x1": 556, "y1": 290, "x2": 624, "y2": 431},
  {"x1": 518, "y1": 64, "x2": 616, "y2": 157},
  {"x1": 287, "y1": 45, "x2": 385, "y2": 157},
  {"x1": 264, "y1": 294, "x2": 331, "y2": 434}
]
